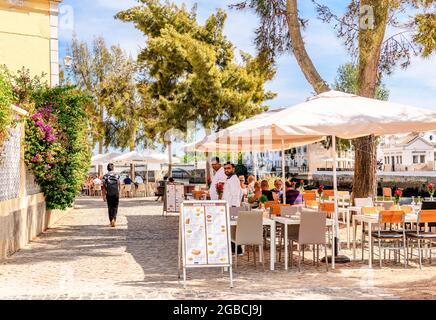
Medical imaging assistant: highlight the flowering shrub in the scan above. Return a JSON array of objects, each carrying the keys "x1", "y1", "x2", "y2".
[{"x1": 24, "y1": 86, "x2": 91, "y2": 210}]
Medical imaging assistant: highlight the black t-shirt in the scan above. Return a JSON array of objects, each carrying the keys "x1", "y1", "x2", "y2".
[{"x1": 262, "y1": 190, "x2": 275, "y2": 201}]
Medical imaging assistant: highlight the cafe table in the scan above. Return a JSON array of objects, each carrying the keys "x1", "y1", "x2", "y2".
[
  {"x1": 352, "y1": 212, "x2": 418, "y2": 268},
  {"x1": 230, "y1": 213, "x2": 276, "y2": 271},
  {"x1": 273, "y1": 215, "x2": 334, "y2": 270}
]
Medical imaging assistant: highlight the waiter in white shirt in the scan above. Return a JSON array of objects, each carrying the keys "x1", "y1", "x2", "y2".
[
  {"x1": 209, "y1": 157, "x2": 227, "y2": 200},
  {"x1": 222, "y1": 162, "x2": 243, "y2": 207},
  {"x1": 222, "y1": 161, "x2": 243, "y2": 255}
]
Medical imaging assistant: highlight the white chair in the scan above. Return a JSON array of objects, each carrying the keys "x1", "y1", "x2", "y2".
[
  {"x1": 123, "y1": 184, "x2": 132, "y2": 198},
  {"x1": 231, "y1": 211, "x2": 264, "y2": 270},
  {"x1": 136, "y1": 183, "x2": 146, "y2": 197},
  {"x1": 289, "y1": 211, "x2": 329, "y2": 271}
]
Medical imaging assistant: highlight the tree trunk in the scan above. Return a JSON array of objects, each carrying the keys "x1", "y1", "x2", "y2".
[
  {"x1": 353, "y1": 0, "x2": 389, "y2": 200},
  {"x1": 286, "y1": 0, "x2": 330, "y2": 94},
  {"x1": 167, "y1": 141, "x2": 173, "y2": 178}
]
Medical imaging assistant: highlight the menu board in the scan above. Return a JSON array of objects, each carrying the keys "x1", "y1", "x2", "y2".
[
  {"x1": 180, "y1": 201, "x2": 231, "y2": 267},
  {"x1": 165, "y1": 183, "x2": 185, "y2": 213}
]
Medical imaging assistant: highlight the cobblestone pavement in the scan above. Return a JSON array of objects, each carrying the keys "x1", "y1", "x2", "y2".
[{"x1": 1, "y1": 197, "x2": 435, "y2": 300}]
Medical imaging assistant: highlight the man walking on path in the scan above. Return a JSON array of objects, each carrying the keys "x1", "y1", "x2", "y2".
[{"x1": 102, "y1": 163, "x2": 121, "y2": 227}]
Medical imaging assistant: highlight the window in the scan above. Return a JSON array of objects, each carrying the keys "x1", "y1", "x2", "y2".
[
  {"x1": 303, "y1": 146, "x2": 307, "y2": 153},
  {"x1": 420, "y1": 155, "x2": 425, "y2": 163},
  {"x1": 399, "y1": 156, "x2": 402, "y2": 164},
  {"x1": 413, "y1": 155, "x2": 419, "y2": 164}
]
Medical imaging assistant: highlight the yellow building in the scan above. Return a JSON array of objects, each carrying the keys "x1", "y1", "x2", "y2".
[{"x1": 0, "y1": 0, "x2": 62, "y2": 86}]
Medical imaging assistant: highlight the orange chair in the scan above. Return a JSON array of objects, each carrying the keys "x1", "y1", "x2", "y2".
[
  {"x1": 372, "y1": 210, "x2": 406, "y2": 268},
  {"x1": 383, "y1": 187, "x2": 392, "y2": 200},
  {"x1": 362, "y1": 206, "x2": 378, "y2": 214},
  {"x1": 269, "y1": 204, "x2": 289, "y2": 216},
  {"x1": 406, "y1": 210, "x2": 436, "y2": 269},
  {"x1": 303, "y1": 192, "x2": 316, "y2": 202},
  {"x1": 305, "y1": 200, "x2": 319, "y2": 209},
  {"x1": 319, "y1": 202, "x2": 335, "y2": 218},
  {"x1": 193, "y1": 190, "x2": 206, "y2": 200},
  {"x1": 323, "y1": 190, "x2": 334, "y2": 199},
  {"x1": 264, "y1": 200, "x2": 279, "y2": 209}
]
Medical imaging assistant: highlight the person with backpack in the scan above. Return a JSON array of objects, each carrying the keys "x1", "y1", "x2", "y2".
[{"x1": 102, "y1": 163, "x2": 121, "y2": 227}]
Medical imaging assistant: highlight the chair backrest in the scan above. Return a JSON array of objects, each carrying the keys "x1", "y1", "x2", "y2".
[
  {"x1": 230, "y1": 206, "x2": 244, "y2": 218},
  {"x1": 137, "y1": 183, "x2": 146, "y2": 191},
  {"x1": 192, "y1": 190, "x2": 205, "y2": 199},
  {"x1": 380, "y1": 201, "x2": 394, "y2": 210},
  {"x1": 383, "y1": 187, "x2": 392, "y2": 197},
  {"x1": 236, "y1": 211, "x2": 264, "y2": 245},
  {"x1": 337, "y1": 191, "x2": 350, "y2": 197},
  {"x1": 305, "y1": 200, "x2": 319, "y2": 208},
  {"x1": 270, "y1": 204, "x2": 288, "y2": 216},
  {"x1": 354, "y1": 197, "x2": 373, "y2": 207},
  {"x1": 362, "y1": 206, "x2": 378, "y2": 214},
  {"x1": 319, "y1": 202, "x2": 335, "y2": 213},
  {"x1": 298, "y1": 212, "x2": 327, "y2": 245},
  {"x1": 280, "y1": 205, "x2": 301, "y2": 217},
  {"x1": 124, "y1": 184, "x2": 132, "y2": 192},
  {"x1": 264, "y1": 200, "x2": 278, "y2": 209},
  {"x1": 378, "y1": 210, "x2": 404, "y2": 224},
  {"x1": 418, "y1": 210, "x2": 436, "y2": 223},
  {"x1": 323, "y1": 190, "x2": 334, "y2": 198},
  {"x1": 400, "y1": 205, "x2": 414, "y2": 214},
  {"x1": 303, "y1": 193, "x2": 316, "y2": 201}
]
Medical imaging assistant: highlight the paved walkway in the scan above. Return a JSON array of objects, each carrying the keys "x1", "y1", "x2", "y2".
[{"x1": 0, "y1": 197, "x2": 435, "y2": 299}]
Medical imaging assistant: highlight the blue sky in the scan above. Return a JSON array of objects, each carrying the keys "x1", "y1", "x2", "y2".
[{"x1": 59, "y1": 0, "x2": 436, "y2": 155}]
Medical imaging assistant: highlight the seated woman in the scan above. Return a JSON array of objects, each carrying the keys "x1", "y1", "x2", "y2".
[
  {"x1": 248, "y1": 182, "x2": 263, "y2": 204},
  {"x1": 285, "y1": 181, "x2": 303, "y2": 205},
  {"x1": 261, "y1": 180, "x2": 278, "y2": 201}
]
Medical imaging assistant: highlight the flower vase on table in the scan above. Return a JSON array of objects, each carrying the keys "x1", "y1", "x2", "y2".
[
  {"x1": 317, "y1": 184, "x2": 325, "y2": 202},
  {"x1": 393, "y1": 188, "x2": 403, "y2": 208},
  {"x1": 428, "y1": 183, "x2": 435, "y2": 201},
  {"x1": 216, "y1": 182, "x2": 225, "y2": 200}
]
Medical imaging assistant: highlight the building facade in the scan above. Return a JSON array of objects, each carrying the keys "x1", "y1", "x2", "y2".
[
  {"x1": 0, "y1": 0, "x2": 61, "y2": 85},
  {"x1": 380, "y1": 133, "x2": 436, "y2": 172}
]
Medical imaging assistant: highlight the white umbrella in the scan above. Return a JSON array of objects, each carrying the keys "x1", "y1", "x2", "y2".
[
  {"x1": 191, "y1": 90, "x2": 436, "y2": 268},
  {"x1": 91, "y1": 152, "x2": 122, "y2": 166}
]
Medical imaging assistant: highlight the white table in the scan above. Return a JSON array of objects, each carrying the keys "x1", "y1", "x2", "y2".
[
  {"x1": 273, "y1": 216, "x2": 334, "y2": 270},
  {"x1": 352, "y1": 213, "x2": 418, "y2": 268},
  {"x1": 230, "y1": 217, "x2": 276, "y2": 271}
]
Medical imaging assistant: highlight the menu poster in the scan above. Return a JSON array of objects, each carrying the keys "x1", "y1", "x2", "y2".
[
  {"x1": 181, "y1": 201, "x2": 231, "y2": 267},
  {"x1": 165, "y1": 183, "x2": 185, "y2": 213}
]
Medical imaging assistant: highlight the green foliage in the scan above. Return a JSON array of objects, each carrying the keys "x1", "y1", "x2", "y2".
[
  {"x1": 0, "y1": 69, "x2": 13, "y2": 149},
  {"x1": 116, "y1": 0, "x2": 276, "y2": 146},
  {"x1": 414, "y1": 13, "x2": 436, "y2": 58},
  {"x1": 24, "y1": 86, "x2": 92, "y2": 210}
]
